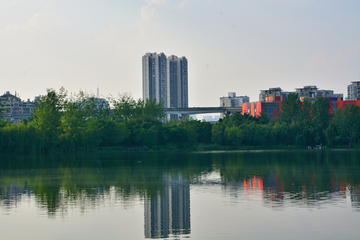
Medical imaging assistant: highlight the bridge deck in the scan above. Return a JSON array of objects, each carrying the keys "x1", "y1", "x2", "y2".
[{"x1": 164, "y1": 107, "x2": 242, "y2": 115}]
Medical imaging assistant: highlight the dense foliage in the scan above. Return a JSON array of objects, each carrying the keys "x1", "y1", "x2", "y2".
[{"x1": 0, "y1": 90, "x2": 359, "y2": 153}]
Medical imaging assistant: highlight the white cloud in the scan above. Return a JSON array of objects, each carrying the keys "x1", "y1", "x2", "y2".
[
  {"x1": 140, "y1": 0, "x2": 167, "y2": 20},
  {"x1": 175, "y1": 0, "x2": 190, "y2": 9},
  {"x1": 0, "y1": 11, "x2": 67, "y2": 36}
]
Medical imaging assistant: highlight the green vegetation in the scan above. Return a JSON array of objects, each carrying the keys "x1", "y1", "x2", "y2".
[{"x1": 0, "y1": 90, "x2": 360, "y2": 153}]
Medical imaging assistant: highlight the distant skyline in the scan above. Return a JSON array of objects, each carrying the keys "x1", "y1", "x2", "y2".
[{"x1": 1, "y1": 0, "x2": 359, "y2": 106}]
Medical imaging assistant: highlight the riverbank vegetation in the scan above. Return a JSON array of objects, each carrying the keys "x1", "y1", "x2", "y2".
[{"x1": 0, "y1": 88, "x2": 360, "y2": 153}]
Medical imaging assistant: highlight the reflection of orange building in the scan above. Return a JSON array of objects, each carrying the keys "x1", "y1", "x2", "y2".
[
  {"x1": 258, "y1": 177, "x2": 264, "y2": 197},
  {"x1": 243, "y1": 171, "x2": 360, "y2": 208},
  {"x1": 340, "y1": 181, "x2": 347, "y2": 197},
  {"x1": 244, "y1": 179, "x2": 250, "y2": 195},
  {"x1": 244, "y1": 176, "x2": 264, "y2": 196},
  {"x1": 252, "y1": 176, "x2": 256, "y2": 195},
  {"x1": 266, "y1": 172, "x2": 285, "y2": 204}
]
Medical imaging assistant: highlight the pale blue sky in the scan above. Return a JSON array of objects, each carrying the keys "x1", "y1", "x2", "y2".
[{"x1": 1, "y1": 0, "x2": 359, "y2": 106}]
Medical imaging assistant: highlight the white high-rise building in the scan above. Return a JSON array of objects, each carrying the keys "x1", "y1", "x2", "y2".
[
  {"x1": 167, "y1": 55, "x2": 188, "y2": 120},
  {"x1": 142, "y1": 52, "x2": 168, "y2": 108},
  {"x1": 143, "y1": 53, "x2": 188, "y2": 120},
  {"x1": 347, "y1": 81, "x2": 360, "y2": 100}
]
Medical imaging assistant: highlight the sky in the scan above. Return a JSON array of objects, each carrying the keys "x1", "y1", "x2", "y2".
[{"x1": 1, "y1": 0, "x2": 359, "y2": 107}]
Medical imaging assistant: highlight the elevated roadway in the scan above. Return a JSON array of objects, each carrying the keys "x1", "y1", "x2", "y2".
[
  {"x1": 2, "y1": 107, "x2": 243, "y2": 123},
  {"x1": 2, "y1": 113, "x2": 32, "y2": 123},
  {"x1": 164, "y1": 107, "x2": 242, "y2": 118}
]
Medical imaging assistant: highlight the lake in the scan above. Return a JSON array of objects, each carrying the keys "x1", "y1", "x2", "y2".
[{"x1": 0, "y1": 150, "x2": 360, "y2": 240}]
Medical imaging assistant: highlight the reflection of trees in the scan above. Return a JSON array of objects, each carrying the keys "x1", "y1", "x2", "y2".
[
  {"x1": 0, "y1": 150, "x2": 360, "y2": 215},
  {"x1": 214, "y1": 150, "x2": 360, "y2": 208},
  {"x1": 0, "y1": 152, "x2": 212, "y2": 216}
]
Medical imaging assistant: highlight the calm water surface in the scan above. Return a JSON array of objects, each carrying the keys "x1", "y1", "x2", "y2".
[{"x1": 0, "y1": 150, "x2": 360, "y2": 240}]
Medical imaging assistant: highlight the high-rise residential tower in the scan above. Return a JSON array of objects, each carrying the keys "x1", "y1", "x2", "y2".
[
  {"x1": 143, "y1": 52, "x2": 188, "y2": 120},
  {"x1": 167, "y1": 55, "x2": 188, "y2": 120},
  {"x1": 142, "y1": 52, "x2": 168, "y2": 108}
]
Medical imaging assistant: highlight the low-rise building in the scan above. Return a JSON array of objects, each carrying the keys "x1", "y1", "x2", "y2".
[
  {"x1": 295, "y1": 85, "x2": 343, "y2": 102},
  {"x1": 220, "y1": 92, "x2": 249, "y2": 118},
  {"x1": 220, "y1": 92, "x2": 249, "y2": 107},
  {"x1": 259, "y1": 87, "x2": 294, "y2": 102},
  {"x1": 244, "y1": 85, "x2": 346, "y2": 122},
  {"x1": 0, "y1": 91, "x2": 37, "y2": 123}
]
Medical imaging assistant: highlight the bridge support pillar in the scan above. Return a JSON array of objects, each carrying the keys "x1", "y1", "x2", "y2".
[{"x1": 178, "y1": 113, "x2": 186, "y2": 120}]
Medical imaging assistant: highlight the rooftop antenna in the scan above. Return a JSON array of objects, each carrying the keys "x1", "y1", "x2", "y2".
[{"x1": 97, "y1": 86, "x2": 99, "y2": 98}]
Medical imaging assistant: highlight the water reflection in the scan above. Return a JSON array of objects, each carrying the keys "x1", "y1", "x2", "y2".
[
  {"x1": 0, "y1": 150, "x2": 360, "y2": 239},
  {"x1": 144, "y1": 173, "x2": 190, "y2": 238},
  {"x1": 1, "y1": 185, "x2": 32, "y2": 211},
  {"x1": 221, "y1": 172, "x2": 360, "y2": 211}
]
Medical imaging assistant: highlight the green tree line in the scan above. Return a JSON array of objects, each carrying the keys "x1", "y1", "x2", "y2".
[{"x1": 0, "y1": 89, "x2": 359, "y2": 153}]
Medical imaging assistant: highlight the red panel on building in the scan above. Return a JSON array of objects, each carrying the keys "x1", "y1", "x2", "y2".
[
  {"x1": 327, "y1": 98, "x2": 334, "y2": 114},
  {"x1": 278, "y1": 101, "x2": 282, "y2": 113},
  {"x1": 275, "y1": 96, "x2": 281, "y2": 102},
  {"x1": 250, "y1": 102, "x2": 255, "y2": 117},
  {"x1": 345, "y1": 100, "x2": 357, "y2": 106},
  {"x1": 337, "y1": 101, "x2": 343, "y2": 109},
  {"x1": 242, "y1": 103, "x2": 248, "y2": 114},
  {"x1": 256, "y1": 101, "x2": 262, "y2": 117},
  {"x1": 337, "y1": 100, "x2": 358, "y2": 110}
]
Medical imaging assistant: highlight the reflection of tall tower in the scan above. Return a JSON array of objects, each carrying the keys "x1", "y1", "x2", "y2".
[
  {"x1": 144, "y1": 190, "x2": 170, "y2": 238},
  {"x1": 144, "y1": 174, "x2": 191, "y2": 238},
  {"x1": 350, "y1": 186, "x2": 360, "y2": 210}
]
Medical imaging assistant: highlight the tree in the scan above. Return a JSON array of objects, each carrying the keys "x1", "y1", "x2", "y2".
[
  {"x1": 211, "y1": 123, "x2": 225, "y2": 145},
  {"x1": 32, "y1": 88, "x2": 67, "y2": 151},
  {"x1": 100, "y1": 120, "x2": 130, "y2": 146},
  {"x1": 311, "y1": 97, "x2": 333, "y2": 145},
  {"x1": 169, "y1": 126, "x2": 187, "y2": 148},
  {"x1": 277, "y1": 93, "x2": 315, "y2": 146},
  {"x1": 336, "y1": 103, "x2": 360, "y2": 148},
  {"x1": 196, "y1": 122, "x2": 212, "y2": 144},
  {"x1": 59, "y1": 101, "x2": 83, "y2": 151},
  {"x1": 142, "y1": 98, "x2": 166, "y2": 120},
  {"x1": 324, "y1": 122, "x2": 340, "y2": 148},
  {"x1": 224, "y1": 126, "x2": 243, "y2": 146},
  {"x1": 82, "y1": 97, "x2": 110, "y2": 120},
  {"x1": 112, "y1": 93, "x2": 136, "y2": 121},
  {"x1": 256, "y1": 111, "x2": 270, "y2": 125},
  {"x1": 82, "y1": 119, "x2": 103, "y2": 151},
  {"x1": 279, "y1": 93, "x2": 302, "y2": 124},
  {"x1": 179, "y1": 120, "x2": 200, "y2": 148}
]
